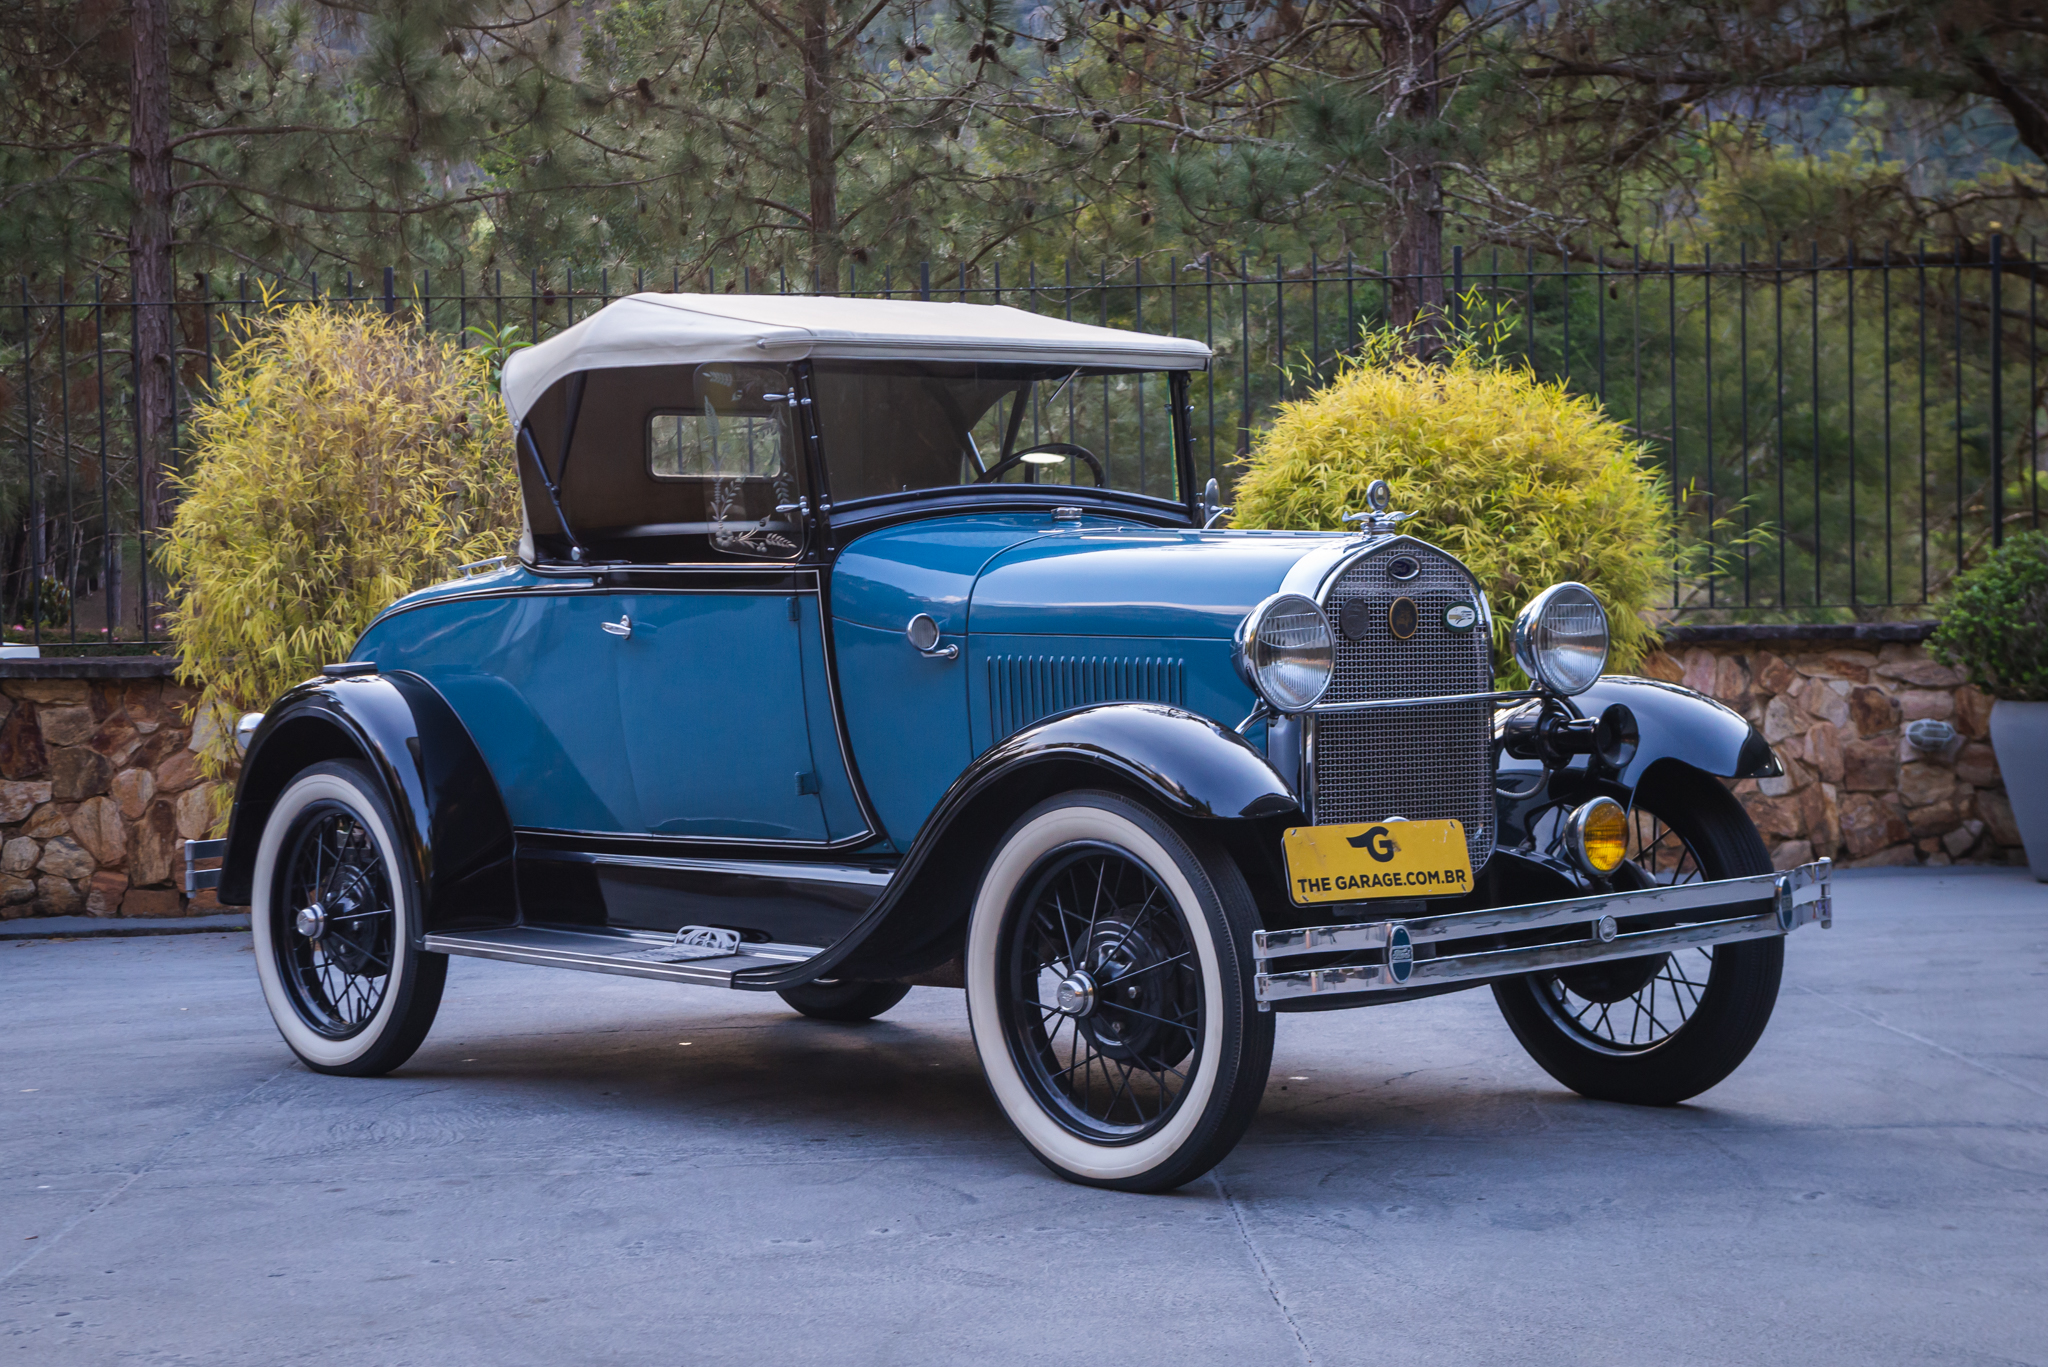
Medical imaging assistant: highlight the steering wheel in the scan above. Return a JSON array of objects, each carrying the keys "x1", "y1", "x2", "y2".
[{"x1": 975, "y1": 442, "x2": 1105, "y2": 487}]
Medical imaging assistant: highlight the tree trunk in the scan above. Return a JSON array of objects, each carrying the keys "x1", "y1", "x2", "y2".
[
  {"x1": 128, "y1": 0, "x2": 173, "y2": 587},
  {"x1": 798, "y1": 0, "x2": 840, "y2": 286},
  {"x1": 1384, "y1": 0, "x2": 1445, "y2": 357}
]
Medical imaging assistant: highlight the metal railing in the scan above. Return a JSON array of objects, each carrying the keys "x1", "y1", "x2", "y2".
[{"x1": 4, "y1": 243, "x2": 2041, "y2": 649}]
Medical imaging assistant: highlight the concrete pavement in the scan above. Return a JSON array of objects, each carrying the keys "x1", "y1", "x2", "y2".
[{"x1": 2, "y1": 867, "x2": 2044, "y2": 1365}]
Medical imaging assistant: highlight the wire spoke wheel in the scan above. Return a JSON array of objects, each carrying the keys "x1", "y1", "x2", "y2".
[
  {"x1": 271, "y1": 800, "x2": 397, "y2": 1040},
  {"x1": 1535, "y1": 808, "x2": 1713, "y2": 1054},
  {"x1": 996, "y1": 843, "x2": 1205, "y2": 1144},
  {"x1": 1492, "y1": 765, "x2": 1785, "y2": 1106}
]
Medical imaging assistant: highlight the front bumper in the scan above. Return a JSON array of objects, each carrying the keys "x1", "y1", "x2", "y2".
[{"x1": 1254, "y1": 859, "x2": 1832, "y2": 1006}]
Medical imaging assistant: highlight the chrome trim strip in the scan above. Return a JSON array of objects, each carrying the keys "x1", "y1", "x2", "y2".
[
  {"x1": 518, "y1": 826, "x2": 887, "y2": 854},
  {"x1": 424, "y1": 924, "x2": 823, "y2": 988},
  {"x1": 1308, "y1": 688, "x2": 1538, "y2": 714},
  {"x1": 586, "y1": 853, "x2": 894, "y2": 887},
  {"x1": 1254, "y1": 860, "x2": 1831, "y2": 1003}
]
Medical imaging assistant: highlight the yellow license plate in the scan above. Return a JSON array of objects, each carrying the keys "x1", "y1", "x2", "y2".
[{"x1": 1282, "y1": 820, "x2": 1473, "y2": 905}]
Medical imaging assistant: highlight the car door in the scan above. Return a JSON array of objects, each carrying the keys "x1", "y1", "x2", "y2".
[
  {"x1": 609, "y1": 576, "x2": 837, "y2": 843},
  {"x1": 356, "y1": 577, "x2": 641, "y2": 834}
]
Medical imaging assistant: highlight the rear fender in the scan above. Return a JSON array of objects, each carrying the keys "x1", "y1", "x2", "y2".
[
  {"x1": 218, "y1": 671, "x2": 517, "y2": 940},
  {"x1": 744, "y1": 703, "x2": 1301, "y2": 985}
]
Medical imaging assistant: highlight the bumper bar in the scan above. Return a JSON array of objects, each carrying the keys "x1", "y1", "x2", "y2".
[{"x1": 1254, "y1": 859, "x2": 1832, "y2": 1005}]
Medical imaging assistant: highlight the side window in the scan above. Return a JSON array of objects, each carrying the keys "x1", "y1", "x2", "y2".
[
  {"x1": 649, "y1": 413, "x2": 785, "y2": 479},
  {"x1": 639, "y1": 364, "x2": 801, "y2": 560}
]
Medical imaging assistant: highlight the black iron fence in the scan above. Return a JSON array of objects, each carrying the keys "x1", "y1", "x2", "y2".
[{"x1": 5, "y1": 243, "x2": 2042, "y2": 650}]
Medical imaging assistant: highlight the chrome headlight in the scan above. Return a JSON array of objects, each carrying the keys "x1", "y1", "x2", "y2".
[
  {"x1": 1234, "y1": 593, "x2": 1335, "y2": 713},
  {"x1": 1512, "y1": 582, "x2": 1609, "y2": 695}
]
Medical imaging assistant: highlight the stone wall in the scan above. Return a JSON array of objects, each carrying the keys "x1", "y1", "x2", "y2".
[
  {"x1": 1642, "y1": 624, "x2": 2024, "y2": 870},
  {"x1": 0, "y1": 659, "x2": 223, "y2": 920}
]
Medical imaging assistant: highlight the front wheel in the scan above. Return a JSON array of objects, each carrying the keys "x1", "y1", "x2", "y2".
[
  {"x1": 965, "y1": 791, "x2": 1273, "y2": 1192},
  {"x1": 1492, "y1": 764, "x2": 1784, "y2": 1106},
  {"x1": 250, "y1": 760, "x2": 446, "y2": 1077}
]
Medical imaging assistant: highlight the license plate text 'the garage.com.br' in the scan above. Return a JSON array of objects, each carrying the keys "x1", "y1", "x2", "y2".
[{"x1": 1281, "y1": 820, "x2": 1474, "y2": 905}]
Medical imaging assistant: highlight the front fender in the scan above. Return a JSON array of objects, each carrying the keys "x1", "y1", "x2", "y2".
[
  {"x1": 743, "y1": 702, "x2": 1300, "y2": 985},
  {"x1": 218, "y1": 671, "x2": 517, "y2": 938},
  {"x1": 1578, "y1": 675, "x2": 1782, "y2": 786}
]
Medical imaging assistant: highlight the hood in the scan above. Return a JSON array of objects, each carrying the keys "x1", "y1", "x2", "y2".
[{"x1": 968, "y1": 526, "x2": 1347, "y2": 639}]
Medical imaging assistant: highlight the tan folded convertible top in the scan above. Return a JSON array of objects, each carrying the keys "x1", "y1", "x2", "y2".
[{"x1": 499, "y1": 293, "x2": 1214, "y2": 426}]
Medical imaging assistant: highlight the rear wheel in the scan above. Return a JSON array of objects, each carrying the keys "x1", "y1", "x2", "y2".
[
  {"x1": 1492, "y1": 764, "x2": 1784, "y2": 1105},
  {"x1": 965, "y1": 791, "x2": 1273, "y2": 1192},
  {"x1": 250, "y1": 760, "x2": 446, "y2": 1077},
  {"x1": 777, "y1": 979, "x2": 911, "y2": 1022}
]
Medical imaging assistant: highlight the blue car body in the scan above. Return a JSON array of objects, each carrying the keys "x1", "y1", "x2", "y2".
[{"x1": 215, "y1": 293, "x2": 1788, "y2": 995}]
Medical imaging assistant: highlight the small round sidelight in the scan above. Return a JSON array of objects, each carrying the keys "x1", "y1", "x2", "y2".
[
  {"x1": 1234, "y1": 593, "x2": 1335, "y2": 713},
  {"x1": 1565, "y1": 796, "x2": 1631, "y2": 876},
  {"x1": 1512, "y1": 582, "x2": 1611, "y2": 695}
]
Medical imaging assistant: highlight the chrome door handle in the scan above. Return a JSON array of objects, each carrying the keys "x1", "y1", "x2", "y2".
[
  {"x1": 904, "y1": 612, "x2": 959, "y2": 661},
  {"x1": 601, "y1": 614, "x2": 633, "y2": 640}
]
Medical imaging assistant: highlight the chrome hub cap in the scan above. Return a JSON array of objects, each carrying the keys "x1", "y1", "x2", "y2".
[
  {"x1": 1054, "y1": 969, "x2": 1097, "y2": 1018},
  {"x1": 295, "y1": 903, "x2": 327, "y2": 940}
]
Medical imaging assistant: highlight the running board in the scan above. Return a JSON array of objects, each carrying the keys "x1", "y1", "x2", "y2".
[{"x1": 423, "y1": 924, "x2": 824, "y2": 989}]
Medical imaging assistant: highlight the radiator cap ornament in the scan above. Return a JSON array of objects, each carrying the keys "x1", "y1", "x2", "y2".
[{"x1": 1341, "y1": 479, "x2": 1418, "y2": 535}]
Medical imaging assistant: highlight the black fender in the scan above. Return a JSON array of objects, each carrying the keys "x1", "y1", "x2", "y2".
[
  {"x1": 1497, "y1": 675, "x2": 1782, "y2": 850},
  {"x1": 1577, "y1": 675, "x2": 1782, "y2": 786},
  {"x1": 217, "y1": 670, "x2": 518, "y2": 939},
  {"x1": 739, "y1": 702, "x2": 1301, "y2": 986}
]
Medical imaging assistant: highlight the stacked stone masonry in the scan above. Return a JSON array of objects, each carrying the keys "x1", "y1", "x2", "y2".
[
  {"x1": 1640, "y1": 635, "x2": 2024, "y2": 871},
  {"x1": 0, "y1": 672, "x2": 223, "y2": 919}
]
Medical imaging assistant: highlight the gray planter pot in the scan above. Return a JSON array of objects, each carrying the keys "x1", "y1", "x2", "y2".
[{"x1": 1990, "y1": 700, "x2": 2048, "y2": 881}]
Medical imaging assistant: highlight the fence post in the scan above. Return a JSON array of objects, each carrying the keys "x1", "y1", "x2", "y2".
[
  {"x1": 382, "y1": 266, "x2": 395, "y2": 315},
  {"x1": 1991, "y1": 234, "x2": 2005, "y2": 547},
  {"x1": 919, "y1": 262, "x2": 931, "y2": 302},
  {"x1": 1452, "y1": 244, "x2": 1463, "y2": 333}
]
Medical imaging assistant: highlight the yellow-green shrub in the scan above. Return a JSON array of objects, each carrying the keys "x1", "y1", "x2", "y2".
[
  {"x1": 162, "y1": 305, "x2": 521, "y2": 802},
  {"x1": 1232, "y1": 332, "x2": 1676, "y2": 675}
]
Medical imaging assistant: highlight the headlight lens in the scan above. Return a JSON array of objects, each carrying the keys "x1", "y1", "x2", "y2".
[
  {"x1": 1234, "y1": 593, "x2": 1335, "y2": 712},
  {"x1": 1566, "y1": 796, "x2": 1630, "y2": 875},
  {"x1": 1512, "y1": 582, "x2": 1610, "y2": 694}
]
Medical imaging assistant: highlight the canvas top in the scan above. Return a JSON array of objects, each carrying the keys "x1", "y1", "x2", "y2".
[{"x1": 499, "y1": 292, "x2": 1214, "y2": 424}]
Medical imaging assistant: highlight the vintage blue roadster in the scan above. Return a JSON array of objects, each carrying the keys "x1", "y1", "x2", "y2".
[{"x1": 191, "y1": 294, "x2": 1832, "y2": 1191}]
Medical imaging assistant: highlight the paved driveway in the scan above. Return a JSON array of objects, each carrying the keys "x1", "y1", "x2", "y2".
[{"x1": 3, "y1": 867, "x2": 2044, "y2": 1366}]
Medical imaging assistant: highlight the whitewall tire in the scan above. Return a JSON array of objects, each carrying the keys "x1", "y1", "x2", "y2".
[
  {"x1": 250, "y1": 760, "x2": 446, "y2": 1076},
  {"x1": 964, "y1": 790, "x2": 1273, "y2": 1191}
]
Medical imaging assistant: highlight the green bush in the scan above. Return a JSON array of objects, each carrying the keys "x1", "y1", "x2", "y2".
[
  {"x1": 162, "y1": 305, "x2": 523, "y2": 803},
  {"x1": 1930, "y1": 531, "x2": 2048, "y2": 702},
  {"x1": 1231, "y1": 330, "x2": 1677, "y2": 676}
]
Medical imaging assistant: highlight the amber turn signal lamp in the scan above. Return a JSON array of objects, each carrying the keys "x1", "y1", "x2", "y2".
[{"x1": 1566, "y1": 797, "x2": 1630, "y2": 876}]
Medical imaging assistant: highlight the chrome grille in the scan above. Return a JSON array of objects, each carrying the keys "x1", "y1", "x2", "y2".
[{"x1": 1309, "y1": 540, "x2": 1497, "y2": 871}]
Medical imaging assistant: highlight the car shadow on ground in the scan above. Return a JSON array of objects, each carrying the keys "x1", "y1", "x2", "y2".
[{"x1": 360, "y1": 1004, "x2": 1774, "y2": 1187}]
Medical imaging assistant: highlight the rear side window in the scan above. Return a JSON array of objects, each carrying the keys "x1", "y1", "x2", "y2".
[
  {"x1": 519, "y1": 362, "x2": 808, "y2": 564},
  {"x1": 649, "y1": 412, "x2": 786, "y2": 480}
]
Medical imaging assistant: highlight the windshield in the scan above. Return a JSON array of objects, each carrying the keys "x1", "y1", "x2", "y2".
[{"x1": 811, "y1": 361, "x2": 1182, "y2": 505}]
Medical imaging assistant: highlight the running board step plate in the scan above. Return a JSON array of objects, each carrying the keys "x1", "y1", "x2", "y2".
[{"x1": 423, "y1": 924, "x2": 823, "y2": 988}]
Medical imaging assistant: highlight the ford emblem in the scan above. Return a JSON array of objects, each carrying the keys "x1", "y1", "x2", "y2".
[{"x1": 1387, "y1": 923, "x2": 1414, "y2": 985}]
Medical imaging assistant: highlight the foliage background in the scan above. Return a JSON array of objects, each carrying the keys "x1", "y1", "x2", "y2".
[
  {"x1": 1930, "y1": 530, "x2": 2048, "y2": 702},
  {"x1": 161, "y1": 305, "x2": 521, "y2": 785},
  {"x1": 1231, "y1": 328, "x2": 1677, "y2": 676}
]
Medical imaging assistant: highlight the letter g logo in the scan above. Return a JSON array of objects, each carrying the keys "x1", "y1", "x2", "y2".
[{"x1": 1346, "y1": 825, "x2": 1397, "y2": 862}]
